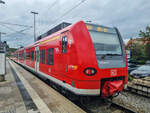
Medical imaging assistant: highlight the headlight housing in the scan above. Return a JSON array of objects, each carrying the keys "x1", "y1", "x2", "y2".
[{"x1": 83, "y1": 67, "x2": 97, "y2": 76}]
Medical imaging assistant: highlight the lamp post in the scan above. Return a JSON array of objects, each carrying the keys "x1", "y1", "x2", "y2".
[
  {"x1": 31, "y1": 11, "x2": 38, "y2": 42},
  {"x1": 0, "y1": 0, "x2": 5, "y2": 4}
]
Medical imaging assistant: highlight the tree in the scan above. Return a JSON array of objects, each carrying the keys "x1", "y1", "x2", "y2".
[
  {"x1": 139, "y1": 26, "x2": 150, "y2": 60},
  {"x1": 130, "y1": 44, "x2": 145, "y2": 60},
  {"x1": 139, "y1": 26, "x2": 150, "y2": 40},
  {"x1": 145, "y1": 43, "x2": 150, "y2": 60}
]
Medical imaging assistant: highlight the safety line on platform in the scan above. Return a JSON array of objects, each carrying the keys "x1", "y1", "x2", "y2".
[
  {"x1": 8, "y1": 60, "x2": 39, "y2": 113},
  {"x1": 8, "y1": 60, "x2": 52, "y2": 113}
]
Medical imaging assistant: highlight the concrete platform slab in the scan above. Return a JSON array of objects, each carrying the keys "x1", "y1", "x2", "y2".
[
  {"x1": 8, "y1": 59, "x2": 85, "y2": 113},
  {"x1": 0, "y1": 61, "x2": 27, "y2": 113}
]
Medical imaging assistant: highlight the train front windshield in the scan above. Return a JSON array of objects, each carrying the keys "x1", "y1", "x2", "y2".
[{"x1": 89, "y1": 31, "x2": 122, "y2": 55}]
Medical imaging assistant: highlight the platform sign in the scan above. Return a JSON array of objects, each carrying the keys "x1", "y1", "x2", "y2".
[
  {"x1": 126, "y1": 50, "x2": 131, "y2": 59},
  {"x1": 0, "y1": 49, "x2": 6, "y2": 75}
]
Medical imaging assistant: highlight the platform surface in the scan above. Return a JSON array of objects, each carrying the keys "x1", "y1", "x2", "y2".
[{"x1": 0, "y1": 59, "x2": 85, "y2": 113}]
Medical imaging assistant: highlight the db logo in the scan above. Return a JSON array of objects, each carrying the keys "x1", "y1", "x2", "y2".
[{"x1": 110, "y1": 69, "x2": 117, "y2": 76}]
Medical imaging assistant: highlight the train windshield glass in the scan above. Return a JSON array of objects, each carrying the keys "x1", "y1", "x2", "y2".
[{"x1": 89, "y1": 31, "x2": 122, "y2": 55}]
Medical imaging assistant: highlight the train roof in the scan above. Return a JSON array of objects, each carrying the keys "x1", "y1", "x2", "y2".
[
  {"x1": 16, "y1": 20, "x2": 117, "y2": 52},
  {"x1": 24, "y1": 22, "x2": 73, "y2": 49},
  {"x1": 37, "y1": 22, "x2": 71, "y2": 41}
]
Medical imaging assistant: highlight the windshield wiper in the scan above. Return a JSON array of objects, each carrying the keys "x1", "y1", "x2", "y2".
[
  {"x1": 105, "y1": 53, "x2": 121, "y2": 56},
  {"x1": 98, "y1": 53, "x2": 121, "y2": 59}
]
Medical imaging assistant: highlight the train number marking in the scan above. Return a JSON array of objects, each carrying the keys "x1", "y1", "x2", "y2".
[{"x1": 110, "y1": 69, "x2": 117, "y2": 76}]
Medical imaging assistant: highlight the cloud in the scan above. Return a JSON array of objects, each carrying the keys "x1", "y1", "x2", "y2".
[{"x1": 0, "y1": 0, "x2": 149, "y2": 48}]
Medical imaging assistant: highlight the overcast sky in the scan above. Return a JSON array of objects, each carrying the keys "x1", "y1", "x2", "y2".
[{"x1": 0, "y1": 0, "x2": 149, "y2": 48}]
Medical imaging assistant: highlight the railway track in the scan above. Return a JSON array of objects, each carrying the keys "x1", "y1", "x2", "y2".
[
  {"x1": 110, "y1": 101, "x2": 137, "y2": 113},
  {"x1": 103, "y1": 99, "x2": 137, "y2": 113},
  {"x1": 127, "y1": 78, "x2": 150, "y2": 98},
  {"x1": 24, "y1": 70, "x2": 137, "y2": 113},
  {"x1": 28, "y1": 74, "x2": 138, "y2": 113},
  {"x1": 76, "y1": 98, "x2": 137, "y2": 113}
]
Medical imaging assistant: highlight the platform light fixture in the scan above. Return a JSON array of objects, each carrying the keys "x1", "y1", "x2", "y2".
[
  {"x1": 31, "y1": 11, "x2": 38, "y2": 42},
  {"x1": 0, "y1": 0, "x2": 5, "y2": 4}
]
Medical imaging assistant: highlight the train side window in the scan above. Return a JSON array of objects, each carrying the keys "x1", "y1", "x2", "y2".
[
  {"x1": 62, "y1": 36, "x2": 67, "y2": 53},
  {"x1": 26, "y1": 52, "x2": 27, "y2": 59},
  {"x1": 40, "y1": 50, "x2": 45, "y2": 64},
  {"x1": 26, "y1": 52, "x2": 28, "y2": 59},
  {"x1": 31, "y1": 51, "x2": 34, "y2": 61},
  {"x1": 47, "y1": 48, "x2": 54, "y2": 65},
  {"x1": 29, "y1": 52, "x2": 30, "y2": 59},
  {"x1": 30, "y1": 52, "x2": 32, "y2": 59},
  {"x1": 26, "y1": 52, "x2": 30, "y2": 60}
]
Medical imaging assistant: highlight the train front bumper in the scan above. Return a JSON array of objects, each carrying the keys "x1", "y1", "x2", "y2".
[{"x1": 101, "y1": 80, "x2": 124, "y2": 98}]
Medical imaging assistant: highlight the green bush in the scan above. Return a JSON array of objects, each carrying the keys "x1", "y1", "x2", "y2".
[
  {"x1": 137, "y1": 60, "x2": 146, "y2": 64},
  {"x1": 128, "y1": 75, "x2": 133, "y2": 81}
]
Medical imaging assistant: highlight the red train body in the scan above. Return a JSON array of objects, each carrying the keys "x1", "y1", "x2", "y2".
[{"x1": 12, "y1": 21, "x2": 128, "y2": 98}]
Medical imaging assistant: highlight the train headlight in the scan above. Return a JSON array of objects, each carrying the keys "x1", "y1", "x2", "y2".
[{"x1": 83, "y1": 68, "x2": 97, "y2": 76}]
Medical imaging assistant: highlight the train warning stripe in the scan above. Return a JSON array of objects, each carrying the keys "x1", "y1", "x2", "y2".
[{"x1": 40, "y1": 36, "x2": 60, "y2": 45}]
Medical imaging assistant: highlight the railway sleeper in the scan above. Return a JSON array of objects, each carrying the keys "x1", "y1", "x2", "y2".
[
  {"x1": 105, "y1": 99, "x2": 137, "y2": 113},
  {"x1": 127, "y1": 86, "x2": 150, "y2": 98}
]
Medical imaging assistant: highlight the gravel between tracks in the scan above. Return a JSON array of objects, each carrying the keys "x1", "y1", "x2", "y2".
[
  {"x1": 80, "y1": 97, "x2": 126, "y2": 113},
  {"x1": 112, "y1": 91, "x2": 150, "y2": 113}
]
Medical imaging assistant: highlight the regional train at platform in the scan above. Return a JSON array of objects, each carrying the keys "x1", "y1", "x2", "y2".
[{"x1": 11, "y1": 21, "x2": 128, "y2": 98}]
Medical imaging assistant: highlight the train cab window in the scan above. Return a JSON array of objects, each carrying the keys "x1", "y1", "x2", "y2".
[
  {"x1": 47, "y1": 48, "x2": 54, "y2": 65},
  {"x1": 40, "y1": 50, "x2": 45, "y2": 64},
  {"x1": 62, "y1": 36, "x2": 67, "y2": 53}
]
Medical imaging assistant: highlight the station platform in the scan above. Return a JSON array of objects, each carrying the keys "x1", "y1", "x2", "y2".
[{"x1": 0, "y1": 59, "x2": 85, "y2": 113}]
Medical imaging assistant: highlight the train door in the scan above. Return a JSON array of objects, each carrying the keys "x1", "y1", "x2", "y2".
[
  {"x1": 24, "y1": 49, "x2": 26, "y2": 65},
  {"x1": 35, "y1": 47, "x2": 39, "y2": 72},
  {"x1": 61, "y1": 32, "x2": 69, "y2": 73},
  {"x1": 17, "y1": 52, "x2": 19, "y2": 63}
]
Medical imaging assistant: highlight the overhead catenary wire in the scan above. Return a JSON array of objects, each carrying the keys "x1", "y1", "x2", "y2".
[
  {"x1": 3, "y1": 27, "x2": 33, "y2": 38},
  {"x1": 44, "y1": 0, "x2": 58, "y2": 14},
  {"x1": 51, "y1": 0, "x2": 87, "y2": 24},
  {"x1": 0, "y1": 24, "x2": 20, "y2": 33},
  {"x1": 40, "y1": 0, "x2": 87, "y2": 34},
  {"x1": 1, "y1": 0, "x2": 87, "y2": 47},
  {"x1": 37, "y1": 0, "x2": 59, "y2": 35},
  {"x1": 0, "y1": 21, "x2": 32, "y2": 28},
  {"x1": 5, "y1": 34, "x2": 33, "y2": 41},
  {"x1": 0, "y1": 24, "x2": 32, "y2": 44}
]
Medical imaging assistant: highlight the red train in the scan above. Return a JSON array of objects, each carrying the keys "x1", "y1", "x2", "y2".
[{"x1": 12, "y1": 21, "x2": 128, "y2": 98}]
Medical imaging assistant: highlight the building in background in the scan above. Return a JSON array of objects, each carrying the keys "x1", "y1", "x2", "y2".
[
  {"x1": 125, "y1": 37, "x2": 150, "y2": 60},
  {"x1": 126, "y1": 37, "x2": 150, "y2": 49}
]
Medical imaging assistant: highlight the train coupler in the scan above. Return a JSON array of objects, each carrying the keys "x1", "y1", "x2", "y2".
[{"x1": 101, "y1": 80, "x2": 123, "y2": 98}]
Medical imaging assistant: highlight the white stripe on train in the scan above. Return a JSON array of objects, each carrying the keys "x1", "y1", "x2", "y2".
[{"x1": 18, "y1": 61, "x2": 100, "y2": 96}]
